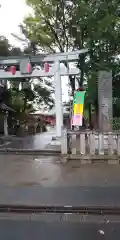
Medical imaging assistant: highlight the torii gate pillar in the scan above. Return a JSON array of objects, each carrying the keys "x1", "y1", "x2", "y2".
[{"x1": 54, "y1": 60, "x2": 63, "y2": 137}]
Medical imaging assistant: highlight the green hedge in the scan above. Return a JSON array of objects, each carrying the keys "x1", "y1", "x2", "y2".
[{"x1": 113, "y1": 118, "x2": 120, "y2": 130}]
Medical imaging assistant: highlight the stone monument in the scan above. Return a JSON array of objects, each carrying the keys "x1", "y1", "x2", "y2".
[{"x1": 98, "y1": 71, "x2": 112, "y2": 131}]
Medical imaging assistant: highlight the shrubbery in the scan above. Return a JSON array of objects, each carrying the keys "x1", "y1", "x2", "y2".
[{"x1": 113, "y1": 118, "x2": 120, "y2": 130}]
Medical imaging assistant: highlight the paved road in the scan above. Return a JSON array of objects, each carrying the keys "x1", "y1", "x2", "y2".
[
  {"x1": 0, "y1": 156, "x2": 119, "y2": 240},
  {"x1": 0, "y1": 216, "x2": 119, "y2": 239},
  {"x1": 0, "y1": 156, "x2": 119, "y2": 206},
  {"x1": 0, "y1": 185, "x2": 120, "y2": 206},
  {"x1": 0, "y1": 155, "x2": 120, "y2": 188}
]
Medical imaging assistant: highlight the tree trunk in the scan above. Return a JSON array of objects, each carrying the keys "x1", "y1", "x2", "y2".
[{"x1": 88, "y1": 103, "x2": 92, "y2": 129}]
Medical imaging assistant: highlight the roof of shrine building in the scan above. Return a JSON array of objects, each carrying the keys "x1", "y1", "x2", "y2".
[
  {"x1": 30, "y1": 106, "x2": 70, "y2": 116},
  {"x1": 0, "y1": 103, "x2": 15, "y2": 112}
]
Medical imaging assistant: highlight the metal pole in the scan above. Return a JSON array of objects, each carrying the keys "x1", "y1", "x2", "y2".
[{"x1": 54, "y1": 60, "x2": 63, "y2": 137}]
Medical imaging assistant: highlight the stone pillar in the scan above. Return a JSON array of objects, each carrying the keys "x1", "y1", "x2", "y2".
[
  {"x1": 98, "y1": 71, "x2": 112, "y2": 131},
  {"x1": 4, "y1": 112, "x2": 8, "y2": 136},
  {"x1": 54, "y1": 60, "x2": 63, "y2": 137}
]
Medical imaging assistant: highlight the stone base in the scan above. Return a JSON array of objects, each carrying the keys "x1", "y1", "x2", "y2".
[{"x1": 60, "y1": 155, "x2": 67, "y2": 163}]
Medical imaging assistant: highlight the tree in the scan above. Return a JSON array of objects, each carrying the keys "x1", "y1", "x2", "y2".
[
  {"x1": 6, "y1": 86, "x2": 35, "y2": 113},
  {"x1": 18, "y1": 0, "x2": 79, "y2": 90},
  {"x1": 34, "y1": 83, "x2": 54, "y2": 109},
  {"x1": 10, "y1": 47, "x2": 23, "y2": 56},
  {"x1": 22, "y1": 0, "x2": 73, "y2": 52},
  {"x1": 0, "y1": 36, "x2": 10, "y2": 56},
  {"x1": 22, "y1": 0, "x2": 120, "y2": 88},
  {"x1": 19, "y1": 0, "x2": 120, "y2": 123},
  {"x1": 7, "y1": 80, "x2": 54, "y2": 114},
  {"x1": 70, "y1": 0, "x2": 120, "y2": 123}
]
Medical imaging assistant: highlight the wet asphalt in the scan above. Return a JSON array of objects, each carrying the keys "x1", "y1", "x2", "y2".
[
  {"x1": 0, "y1": 217, "x2": 120, "y2": 240},
  {"x1": 0, "y1": 155, "x2": 119, "y2": 206},
  {"x1": 0, "y1": 129, "x2": 119, "y2": 239}
]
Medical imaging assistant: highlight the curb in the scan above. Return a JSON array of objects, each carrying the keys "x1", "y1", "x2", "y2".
[
  {"x1": 0, "y1": 204, "x2": 119, "y2": 214},
  {"x1": 60, "y1": 154, "x2": 120, "y2": 164},
  {"x1": 0, "y1": 148, "x2": 61, "y2": 156},
  {"x1": 1, "y1": 150, "x2": 120, "y2": 164}
]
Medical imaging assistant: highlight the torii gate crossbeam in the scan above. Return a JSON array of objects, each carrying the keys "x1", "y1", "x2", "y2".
[{"x1": 0, "y1": 49, "x2": 88, "y2": 65}]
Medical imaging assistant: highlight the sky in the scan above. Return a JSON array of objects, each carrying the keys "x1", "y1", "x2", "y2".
[
  {"x1": 0, "y1": 0, "x2": 30, "y2": 46},
  {"x1": 0, "y1": 0, "x2": 69, "y2": 102}
]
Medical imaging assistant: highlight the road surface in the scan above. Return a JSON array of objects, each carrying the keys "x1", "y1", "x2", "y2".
[
  {"x1": 0, "y1": 214, "x2": 120, "y2": 240},
  {"x1": 0, "y1": 155, "x2": 119, "y2": 206},
  {"x1": 0, "y1": 185, "x2": 120, "y2": 206},
  {"x1": 0, "y1": 130, "x2": 119, "y2": 239},
  {"x1": 0, "y1": 155, "x2": 119, "y2": 239}
]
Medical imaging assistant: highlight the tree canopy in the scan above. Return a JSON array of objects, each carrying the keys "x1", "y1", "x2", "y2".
[{"x1": 19, "y1": 0, "x2": 120, "y2": 121}]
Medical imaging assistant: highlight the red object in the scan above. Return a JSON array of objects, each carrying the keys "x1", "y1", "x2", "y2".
[
  {"x1": 44, "y1": 62, "x2": 50, "y2": 72},
  {"x1": 27, "y1": 62, "x2": 32, "y2": 74},
  {"x1": 10, "y1": 65, "x2": 16, "y2": 75},
  {"x1": 77, "y1": 87, "x2": 84, "y2": 91}
]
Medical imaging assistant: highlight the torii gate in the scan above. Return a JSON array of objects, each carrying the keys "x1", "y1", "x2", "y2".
[{"x1": 0, "y1": 49, "x2": 88, "y2": 137}]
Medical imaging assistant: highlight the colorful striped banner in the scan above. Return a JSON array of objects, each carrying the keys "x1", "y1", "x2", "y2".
[
  {"x1": 74, "y1": 104, "x2": 83, "y2": 114},
  {"x1": 72, "y1": 91, "x2": 85, "y2": 126},
  {"x1": 74, "y1": 91, "x2": 85, "y2": 104},
  {"x1": 72, "y1": 114, "x2": 83, "y2": 126}
]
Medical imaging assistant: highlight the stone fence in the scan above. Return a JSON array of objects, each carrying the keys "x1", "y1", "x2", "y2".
[{"x1": 61, "y1": 130, "x2": 120, "y2": 163}]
